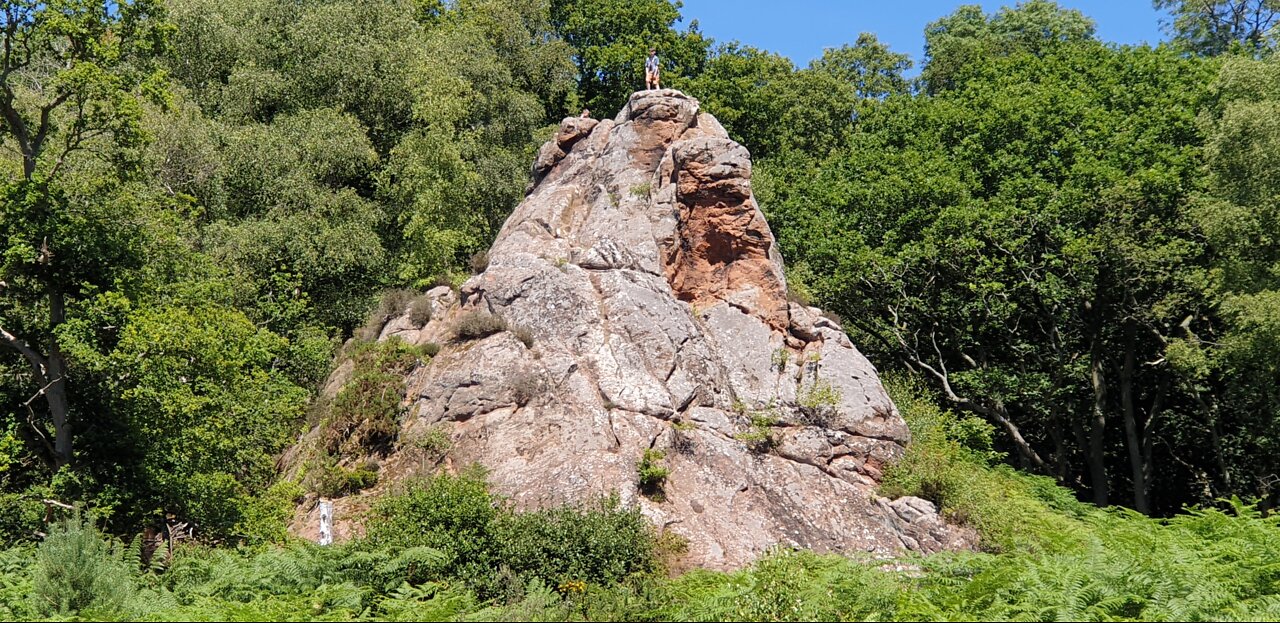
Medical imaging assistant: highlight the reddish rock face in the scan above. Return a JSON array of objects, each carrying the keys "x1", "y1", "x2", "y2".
[
  {"x1": 660, "y1": 137, "x2": 790, "y2": 332},
  {"x1": 290, "y1": 89, "x2": 977, "y2": 569}
]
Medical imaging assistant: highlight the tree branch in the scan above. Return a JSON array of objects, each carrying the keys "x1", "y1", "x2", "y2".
[{"x1": 0, "y1": 323, "x2": 48, "y2": 383}]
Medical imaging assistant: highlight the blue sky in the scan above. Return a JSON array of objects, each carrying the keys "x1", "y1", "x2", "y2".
[{"x1": 677, "y1": 1, "x2": 1170, "y2": 70}]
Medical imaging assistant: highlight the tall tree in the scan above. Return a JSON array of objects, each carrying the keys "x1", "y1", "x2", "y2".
[
  {"x1": 759, "y1": 41, "x2": 1215, "y2": 512},
  {"x1": 0, "y1": 0, "x2": 169, "y2": 467},
  {"x1": 922, "y1": 1, "x2": 1096, "y2": 93},
  {"x1": 550, "y1": 0, "x2": 709, "y2": 115},
  {"x1": 810, "y1": 32, "x2": 913, "y2": 100},
  {"x1": 1155, "y1": 0, "x2": 1279, "y2": 56}
]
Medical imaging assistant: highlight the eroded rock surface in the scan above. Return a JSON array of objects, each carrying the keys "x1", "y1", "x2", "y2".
[{"x1": 292, "y1": 90, "x2": 976, "y2": 568}]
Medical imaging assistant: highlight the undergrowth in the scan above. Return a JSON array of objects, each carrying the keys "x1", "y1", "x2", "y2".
[{"x1": 3, "y1": 378, "x2": 1280, "y2": 621}]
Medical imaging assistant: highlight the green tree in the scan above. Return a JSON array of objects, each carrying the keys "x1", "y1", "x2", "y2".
[
  {"x1": 0, "y1": 0, "x2": 170, "y2": 467},
  {"x1": 1154, "y1": 0, "x2": 1280, "y2": 56},
  {"x1": 809, "y1": 32, "x2": 913, "y2": 100},
  {"x1": 760, "y1": 41, "x2": 1216, "y2": 511},
  {"x1": 922, "y1": 1, "x2": 1096, "y2": 93},
  {"x1": 1178, "y1": 53, "x2": 1280, "y2": 505},
  {"x1": 550, "y1": 0, "x2": 709, "y2": 115},
  {"x1": 98, "y1": 303, "x2": 307, "y2": 535}
]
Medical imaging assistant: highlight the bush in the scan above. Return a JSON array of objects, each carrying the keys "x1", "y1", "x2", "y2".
[
  {"x1": 637, "y1": 449, "x2": 670, "y2": 498},
  {"x1": 358, "y1": 289, "x2": 419, "y2": 339},
  {"x1": 323, "y1": 338, "x2": 422, "y2": 457},
  {"x1": 879, "y1": 374, "x2": 1089, "y2": 552},
  {"x1": 408, "y1": 295, "x2": 433, "y2": 327},
  {"x1": 798, "y1": 379, "x2": 841, "y2": 427},
  {"x1": 453, "y1": 311, "x2": 508, "y2": 341},
  {"x1": 469, "y1": 251, "x2": 490, "y2": 274},
  {"x1": 235, "y1": 480, "x2": 305, "y2": 545},
  {"x1": 512, "y1": 325, "x2": 535, "y2": 349},
  {"x1": 735, "y1": 411, "x2": 780, "y2": 453},
  {"x1": 31, "y1": 516, "x2": 136, "y2": 618},
  {"x1": 363, "y1": 470, "x2": 499, "y2": 587},
  {"x1": 492, "y1": 496, "x2": 660, "y2": 587},
  {"x1": 313, "y1": 460, "x2": 380, "y2": 498},
  {"x1": 360, "y1": 471, "x2": 662, "y2": 599},
  {"x1": 510, "y1": 370, "x2": 544, "y2": 405}
]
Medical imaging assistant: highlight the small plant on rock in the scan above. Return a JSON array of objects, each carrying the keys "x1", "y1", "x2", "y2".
[
  {"x1": 671, "y1": 420, "x2": 696, "y2": 455},
  {"x1": 408, "y1": 294, "x2": 434, "y2": 327},
  {"x1": 469, "y1": 250, "x2": 490, "y2": 274},
  {"x1": 357, "y1": 288, "x2": 419, "y2": 340},
  {"x1": 312, "y1": 458, "x2": 380, "y2": 497},
  {"x1": 637, "y1": 449, "x2": 670, "y2": 499},
  {"x1": 453, "y1": 311, "x2": 509, "y2": 341},
  {"x1": 629, "y1": 182, "x2": 651, "y2": 197},
  {"x1": 511, "y1": 325, "x2": 535, "y2": 349},
  {"x1": 735, "y1": 412, "x2": 780, "y2": 453},
  {"x1": 411, "y1": 426, "x2": 452, "y2": 457},
  {"x1": 510, "y1": 369, "x2": 545, "y2": 405},
  {"x1": 799, "y1": 379, "x2": 842, "y2": 427},
  {"x1": 406, "y1": 426, "x2": 452, "y2": 473},
  {"x1": 770, "y1": 348, "x2": 791, "y2": 371}
]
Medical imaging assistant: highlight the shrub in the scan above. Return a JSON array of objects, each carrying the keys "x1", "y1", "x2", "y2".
[
  {"x1": 313, "y1": 460, "x2": 380, "y2": 498},
  {"x1": 323, "y1": 339, "x2": 422, "y2": 457},
  {"x1": 879, "y1": 374, "x2": 1089, "y2": 552},
  {"x1": 798, "y1": 379, "x2": 841, "y2": 427},
  {"x1": 628, "y1": 182, "x2": 651, "y2": 197},
  {"x1": 637, "y1": 450, "x2": 670, "y2": 499},
  {"x1": 363, "y1": 470, "x2": 500, "y2": 587},
  {"x1": 453, "y1": 311, "x2": 508, "y2": 341},
  {"x1": 409, "y1": 426, "x2": 452, "y2": 458},
  {"x1": 359, "y1": 289, "x2": 418, "y2": 339},
  {"x1": 511, "y1": 325, "x2": 535, "y2": 349},
  {"x1": 408, "y1": 295, "x2": 433, "y2": 327},
  {"x1": 31, "y1": 516, "x2": 136, "y2": 618},
  {"x1": 359, "y1": 472, "x2": 663, "y2": 599},
  {"x1": 770, "y1": 348, "x2": 791, "y2": 370},
  {"x1": 421, "y1": 342, "x2": 442, "y2": 357},
  {"x1": 469, "y1": 251, "x2": 490, "y2": 274},
  {"x1": 235, "y1": 480, "x2": 305, "y2": 545},
  {"x1": 735, "y1": 411, "x2": 780, "y2": 453},
  {"x1": 510, "y1": 370, "x2": 544, "y2": 405},
  {"x1": 492, "y1": 496, "x2": 660, "y2": 588}
]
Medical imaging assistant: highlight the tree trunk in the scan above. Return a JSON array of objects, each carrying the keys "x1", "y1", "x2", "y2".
[
  {"x1": 1120, "y1": 329, "x2": 1148, "y2": 513},
  {"x1": 47, "y1": 290, "x2": 71, "y2": 467},
  {"x1": 46, "y1": 351, "x2": 71, "y2": 467},
  {"x1": 1190, "y1": 388, "x2": 1231, "y2": 494},
  {"x1": 1088, "y1": 335, "x2": 1109, "y2": 506}
]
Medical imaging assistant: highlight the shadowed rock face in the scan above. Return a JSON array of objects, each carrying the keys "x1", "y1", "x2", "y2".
[{"x1": 293, "y1": 90, "x2": 976, "y2": 568}]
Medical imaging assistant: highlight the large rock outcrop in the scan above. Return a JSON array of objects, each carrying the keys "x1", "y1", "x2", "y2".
[{"x1": 293, "y1": 90, "x2": 975, "y2": 568}]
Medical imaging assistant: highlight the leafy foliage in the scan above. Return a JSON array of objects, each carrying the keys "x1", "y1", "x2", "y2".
[{"x1": 636, "y1": 449, "x2": 669, "y2": 497}]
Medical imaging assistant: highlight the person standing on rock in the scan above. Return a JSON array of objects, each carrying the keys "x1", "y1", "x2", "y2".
[{"x1": 645, "y1": 48, "x2": 661, "y2": 90}]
